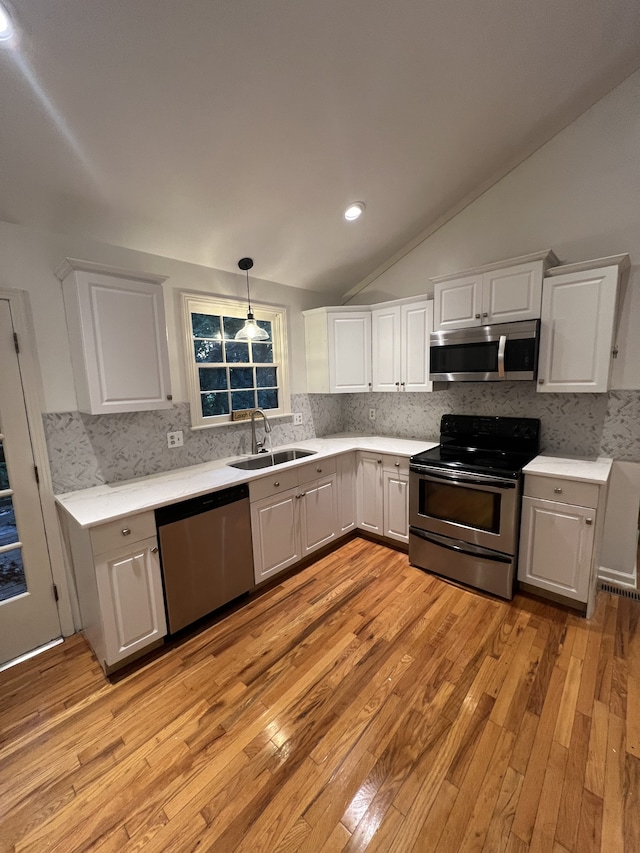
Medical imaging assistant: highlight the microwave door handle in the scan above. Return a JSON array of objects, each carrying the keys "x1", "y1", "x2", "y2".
[{"x1": 497, "y1": 334, "x2": 507, "y2": 378}]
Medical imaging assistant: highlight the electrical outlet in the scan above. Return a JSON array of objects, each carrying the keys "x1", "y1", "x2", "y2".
[
  {"x1": 293, "y1": 412, "x2": 303, "y2": 425},
  {"x1": 167, "y1": 430, "x2": 183, "y2": 448},
  {"x1": 369, "y1": 408, "x2": 376, "y2": 421}
]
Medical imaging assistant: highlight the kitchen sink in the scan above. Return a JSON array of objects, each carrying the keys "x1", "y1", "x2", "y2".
[{"x1": 227, "y1": 448, "x2": 316, "y2": 470}]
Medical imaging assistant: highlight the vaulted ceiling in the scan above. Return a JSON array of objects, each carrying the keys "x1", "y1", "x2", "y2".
[{"x1": 1, "y1": 0, "x2": 639, "y2": 296}]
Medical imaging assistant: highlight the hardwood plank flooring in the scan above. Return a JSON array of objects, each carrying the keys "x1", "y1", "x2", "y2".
[{"x1": 1, "y1": 536, "x2": 639, "y2": 852}]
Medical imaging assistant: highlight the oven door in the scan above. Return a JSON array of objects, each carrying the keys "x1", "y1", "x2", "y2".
[{"x1": 409, "y1": 465, "x2": 520, "y2": 555}]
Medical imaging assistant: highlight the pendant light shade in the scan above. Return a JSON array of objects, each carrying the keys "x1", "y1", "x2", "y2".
[{"x1": 235, "y1": 257, "x2": 269, "y2": 341}]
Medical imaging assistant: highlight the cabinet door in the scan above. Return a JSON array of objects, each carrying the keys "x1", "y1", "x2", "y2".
[
  {"x1": 371, "y1": 306, "x2": 401, "y2": 392},
  {"x1": 518, "y1": 497, "x2": 595, "y2": 602},
  {"x1": 328, "y1": 312, "x2": 372, "y2": 392},
  {"x1": 95, "y1": 536, "x2": 167, "y2": 667},
  {"x1": 383, "y1": 470, "x2": 409, "y2": 543},
  {"x1": 336, "y1": 452, "x2": 357, "y2": 534},
  {"x1": 434, "y1": 275, "x2": 482, "y2": 331},
  {"x1": 251, "y1": 487, "x2": 301, "y2": 583},
  {"x1": 401, "y1": 300, "x2": 433, "y2": 392},
  {"x1": 483, "y1": 262, "x2": 543, "y2": 324},
  {"x1": 537, "y1": 266, "x2": 618, "y2": 393},
  {"x1": 64, "y1": 272, "x2": 172, "y2": 414},
  {"x1": 299, "y1": 475, "x2": 338, "y2": 556},
  {"x1": 357, "y1": 453, "x2": 384, "y2": 534}
]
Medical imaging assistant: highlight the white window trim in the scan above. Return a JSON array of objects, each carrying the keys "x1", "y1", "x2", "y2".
[{"x1": 180, "y1": 291, "x2": 290, "y2": 429}]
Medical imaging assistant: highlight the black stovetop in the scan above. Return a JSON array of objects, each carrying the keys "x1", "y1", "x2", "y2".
[{"x1": 411, "y1": 414, "x2": 541, "y2": 480}]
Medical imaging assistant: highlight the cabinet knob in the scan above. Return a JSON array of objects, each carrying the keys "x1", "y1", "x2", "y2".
[
  {"x1": 166, "y1": 394, "x2": 173, "y2": 401},
  {"x1": 377, "y1": 459, "x2": 382, "y2": 464},
  {"x1": 395, "y1": 381, "x2": 400, "y2": 386},
  {"x1": 121, "y1": 528, "x2": 131, "y2": 536},
  {"x1": 475, "y1": 313, "x2": 481, "y2": 319},
  {"x1": 395, "y1": 462, "x2": 400, "y2": 467},
  {"x1": 538, "y1": 379, "x2": 545, "y2": 385},
  {"x1": 150, "y1": 546, "x2": 159, "y2": 553},
  {"x1": 401, "y1": 382, "x2": 405, "y2": 387},
  {"x1": 316, "y1": 467, "x2": 322, "y2": 473},
  {"x1": 274, "y1": 481, "x2": 280, "y2": 487},
  {"x1": 296, "y1": 492, "x2": 305, "y2": 499},
  {"x1": 553, "y1": 487, "x2": 563, "y2": 494},
  {"x1": 586, "y1": 518, "x2": 593, "y2": 525},
  {"x1": 482, "y1": 312, "x2": 488, "y2": 318},
  {"x1": 368, "y1": 382, "x2": 372, "y2": 387}
]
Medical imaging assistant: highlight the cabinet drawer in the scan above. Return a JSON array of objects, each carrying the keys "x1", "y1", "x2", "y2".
[
  {"x1": 523, "y1": 475, "x2": 599, "y2": 508},
  {"x1": 383, "y1": 454, "x2": 409, "y2": 474},
  {"x1": 297, "y1": 456, "x2": 337, "y2": 485},
  {"x1": 90, "y1": 511, "x2": 157, "y2": 555},
  {"x1": 249, "y1": 468, "x2": 299, "y2": 502}
]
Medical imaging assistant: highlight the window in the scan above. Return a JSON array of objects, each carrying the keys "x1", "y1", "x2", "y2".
[{"x1": 181, "y1": 293, "x2": 289, "y2": 428}]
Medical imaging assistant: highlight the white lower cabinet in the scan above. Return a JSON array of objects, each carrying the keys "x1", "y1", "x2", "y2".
[
  {"x1": 336, "y1": 452, "x2": 357, "y2": 534},
  {"x1": 518, "y1": 473, "x2": 604, "y2": 612},
  {"x1": 357, "y1": 452, "x2": 410, "y2": 543},
  {"x1": 250, "y1": 459, "x2": 338, "y2": 583},
  {"x1": 60, "y1": 509, "x2": 167, "y2": 673}
]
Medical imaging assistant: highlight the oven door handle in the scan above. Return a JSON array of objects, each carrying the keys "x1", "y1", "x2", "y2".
[
  {"x1": 409, "y1": 467, "x2": 517, "y2": 489},
  {"x1": 410, "y1": 528, "x2": 513, "y2": 563},
  {"x1": 497, "y1": 334, "x2": 507, "y2": 379}
]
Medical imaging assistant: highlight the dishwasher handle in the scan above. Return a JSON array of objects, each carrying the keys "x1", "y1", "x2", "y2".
[{"x1": 155, "y1": 483, "x2": 249, "y2": 527}]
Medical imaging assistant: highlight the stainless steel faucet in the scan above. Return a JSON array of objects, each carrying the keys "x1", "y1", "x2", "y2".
[{"x1": 250, "y1": 408, "x2": 272, "y2": 453}]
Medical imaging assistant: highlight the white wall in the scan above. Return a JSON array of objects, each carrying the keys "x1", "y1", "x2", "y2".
[
  {"x1": 600, "y1": 461, "x2": 640, "y2": 586},
  {"x1": 352, "y1": 69, "x2": 640, "y2": 389},
  {"x1": 0, "y1": 222, "x2": 327, "y2": 412}
]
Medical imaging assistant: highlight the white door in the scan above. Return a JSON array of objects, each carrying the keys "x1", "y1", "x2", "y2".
[
  {"x1": 0, "y1": 300, "x2": 61, "y2": 664},
  {"x1": 383, "y1": 470, "x2": 409, "y2": 543},
  {"x1": 483, "y1": 262, "x2": 543, "y2": 324},
  {"x1": 401, "y1": 300, "x2": 433, "y2": 392},
  {"x1": 251, "y1": 488, "x2": 301, "y2": 582},
  {"x1": 357, "y1": 453, "x2": 384, "y2": 534},
  {"x1": 328, "y1": 312, "x2": 372, "y2": 393},
  {"x1": 299, "y1": 476, "x2": 337, "y2": 556},
  {"x1": 336, "y1": 453, "x2": 357, "y2": 534},
  {"x1": 434, "y1": 275, "x2": 483, "y2": 330},
  {"x1": 371, "y1": 306, "x2": 401, "y2": 392}
]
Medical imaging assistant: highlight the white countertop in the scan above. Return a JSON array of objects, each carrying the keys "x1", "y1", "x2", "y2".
[
  {"x1": 56, "y1": 435, "x2": 438, "y2": 529},
  {"x1": 522, "y1": 454, "x2": 613, "y2": 484}
]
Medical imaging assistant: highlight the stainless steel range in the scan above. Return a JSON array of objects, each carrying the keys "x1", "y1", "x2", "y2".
[{"x1": 409, "y1": 414, "x2": 541, "y2": 599}]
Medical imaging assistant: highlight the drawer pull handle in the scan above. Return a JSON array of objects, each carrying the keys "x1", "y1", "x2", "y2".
[
  {"x1": 586, "y1": 518, "x2": 593, "y2": 525},
  {"x1": 274, "y1": 481, "x2": 280, "y2": 487},
  {"x1": 150, "y1": 546, "x2": 159, "y2": 553},
  {"x1": 395, "y1": 462, "x2": 400, "y2": 467},
  {"x1": 553, "y1": 487, "x2": 563, "y2": 494},
  {"x1": 121, "y1": 528, "x2": 131, "y2": 536},
  {"x1": 317, "y1": 467, "x2": 322, "y2": 473},
  {"x1": 482, "y1": 312, "x2": 488, "y2": 318}
]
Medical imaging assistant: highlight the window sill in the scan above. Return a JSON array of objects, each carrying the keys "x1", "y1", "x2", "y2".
[{"x1": 190, "y1": 412, "x2": 295, "y2": 431}]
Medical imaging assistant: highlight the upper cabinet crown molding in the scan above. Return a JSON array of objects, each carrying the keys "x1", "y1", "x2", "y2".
[
  {"x1": 55, "y1": 257, "x2": 168, "y2": 286},
  {"x1": 429, "y1": 249, "x2": 559, "y2": 284},
  {"x1": 544, "y1": 254, "x2": 630, "y2": 278}
]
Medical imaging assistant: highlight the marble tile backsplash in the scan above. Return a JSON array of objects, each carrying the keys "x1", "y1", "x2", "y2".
[
  {"x1": 44, "y1": 394, "x2": 343, "y2": 493},
  {"x1": 43, "y1": 387, "x2": 640, "y2": 494}
]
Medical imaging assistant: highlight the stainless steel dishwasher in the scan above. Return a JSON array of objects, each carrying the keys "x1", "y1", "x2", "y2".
[{"x1": 155, "y1": 483, "x2": 254, "y2": 634}]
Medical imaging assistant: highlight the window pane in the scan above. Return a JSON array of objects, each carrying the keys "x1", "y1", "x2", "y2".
[
  {"x1": 0, "y1": 495, "x2": 18, "y2": 546},
  {"x1": 225, "y1": 341, "x2": 250, "y2": 363},
  {"x1": 0, "y1": 548, "x2": 27, "y2": 603},
  {"x1": 199, "y1": 367, "x2": 227, "y2": 392},
  {"x1": 0, "y1": 441, "x2": 8, "y2": 490},
  {"x1": 229, "y1": 367, "x2": 254, "y2": 389},
  {"x1": 231, "y1": 390, "x2": 255, "y2": 411},
  {"x1": 256, "y1": 366, "x2": 277, "y2": 388},
  {"x1": 201, "y1": 392, "x2": 230, "y2": 417},
  {"x1": 222, "y1": 316, "x2": 246, "y2": 340},
  {"x1": 257, "y1": 389, "x2": 278, "y2": 410},
  {"x1": 257, "y1": 320, "x2": 272, "y2": 340},
  {"x1": 194, "y1": 340, "x2": 223, "y2": 363},
  {"x1": 192, "y1": 313, "x2": 221, "y2": 339},
  {"x1": 251, "y1": 342, "x2": 273, "y2": 363}
]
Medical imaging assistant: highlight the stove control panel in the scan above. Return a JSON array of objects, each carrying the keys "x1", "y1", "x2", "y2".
[{"x1": 440, "y1": 414, "x2": 541, "y2": 448}]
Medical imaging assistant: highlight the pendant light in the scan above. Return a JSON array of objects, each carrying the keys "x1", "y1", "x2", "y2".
[{"x1": 235, "y1": 257, "x2": 269, "y2": 341}]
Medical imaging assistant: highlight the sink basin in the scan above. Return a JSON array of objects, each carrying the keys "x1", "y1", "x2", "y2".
[{"x1": 227, "y1": 449, "x2": 316, "y2": 470}]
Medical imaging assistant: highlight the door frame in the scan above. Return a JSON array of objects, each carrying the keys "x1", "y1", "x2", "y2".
[{"x1": 0, "y1": 288, "x2": 74, "y2": 638}]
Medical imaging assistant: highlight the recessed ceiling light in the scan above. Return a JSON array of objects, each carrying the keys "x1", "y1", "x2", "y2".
[
  {"x1": 0, "y1": 2, "x2": 16, "y2": 46},
  {"x1": 344, "y1": 202, "x2": 365, "y2": 222}
]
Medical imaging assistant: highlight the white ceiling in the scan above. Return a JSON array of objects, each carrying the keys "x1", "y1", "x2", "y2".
[{"x1": 1, "y1": 1, "x2": 640, "y2": 297}]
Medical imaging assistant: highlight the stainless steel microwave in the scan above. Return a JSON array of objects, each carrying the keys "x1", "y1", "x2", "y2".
[{"x1": 429, "y1": 319, "x2": 540, "y2": 382}]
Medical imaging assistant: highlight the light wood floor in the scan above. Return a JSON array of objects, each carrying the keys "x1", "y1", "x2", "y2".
[{"x1": 1, "y1": 537, "x2": 639, "y2": 852}]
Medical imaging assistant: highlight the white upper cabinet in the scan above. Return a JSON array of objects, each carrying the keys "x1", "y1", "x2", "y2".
[
  {"x1": 371, "y1": 297, "x2": 433, "y2": 392},
  {"x1": 537, "y1": 255, "x2": 630, "y2": 393},
  {"x1": 431, "y1": 250, "x2": 558, "y2": 331},
  {"x1": 304, "y1": 307, "x2": 371, "y2": 393},
  {"x1": 57, "y1": 259, "x2": 172, "y2": 414}
]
